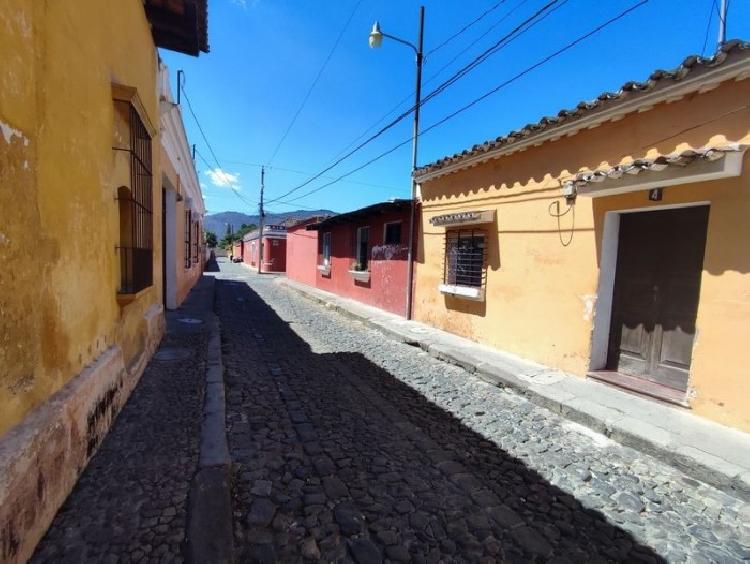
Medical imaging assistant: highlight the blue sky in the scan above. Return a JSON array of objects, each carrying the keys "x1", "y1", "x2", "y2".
[{"x1": 160, "y1": 0, "x2": 750, "y2": 219}]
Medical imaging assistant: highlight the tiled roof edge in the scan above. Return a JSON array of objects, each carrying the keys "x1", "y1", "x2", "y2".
[{"x1": 415, "y1": 40, "x2": 750, "y2": 181}]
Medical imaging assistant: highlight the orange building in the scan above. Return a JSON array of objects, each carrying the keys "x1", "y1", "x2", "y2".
[{"x1": 413, "y1": 42, "x2": 750, "y2": 432}]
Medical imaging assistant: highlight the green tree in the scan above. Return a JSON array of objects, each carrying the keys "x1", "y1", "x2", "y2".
[{"x1": 205, "y1": 230, "x2": 218, "y2": 247}]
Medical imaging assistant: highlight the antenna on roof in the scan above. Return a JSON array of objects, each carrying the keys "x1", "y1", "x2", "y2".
[{"x1": 717, "y1": 0, "x2": 728, "y2": 52}]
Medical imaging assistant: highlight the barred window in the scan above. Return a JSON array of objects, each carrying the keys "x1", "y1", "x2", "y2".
[
  {"x1": 184, "y1": 209, "x2": 192, "y2": 269},
  {"x1": 444, "y1": 230, "x2": 486, "y2": 288},
  {"x1": 115, "y1": 100, "x2": 153, "y2": 294},
  {"x1": 193, "y1": 220, "x2": 200, "y2": 263}
]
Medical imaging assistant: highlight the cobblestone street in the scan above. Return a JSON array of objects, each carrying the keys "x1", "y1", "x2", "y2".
[
  {"x1": 219, "y1": 260, "x2": 749, "y2": 563},
  {"x1": 26, "y1": 260, "x2": 750, "y2": 563}
]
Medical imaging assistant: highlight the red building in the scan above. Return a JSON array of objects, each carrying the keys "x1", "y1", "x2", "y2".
[
  {"x1": 231, "y1": 240, "x2": 243, "y2": 261},
  {"x1": 287, "y1": 200, "x2": 411, "y2": 316},
  {"x1": 286, "y1": 217, "x2": 325, "y2": 287},
  {"x1": 242, "y1": 225, "x2": 287, "y2": 273}
]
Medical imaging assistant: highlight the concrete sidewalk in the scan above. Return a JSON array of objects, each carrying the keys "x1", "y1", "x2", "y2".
[{"x1": 275, "y1": 277, "x2": 750, "y2": 500}]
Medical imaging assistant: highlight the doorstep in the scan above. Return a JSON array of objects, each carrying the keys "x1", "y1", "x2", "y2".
[
  {"x1": 274, "y1": 277, "x2": 750, "y2": 500},
  {"x1": 588, "y1": 370, "x2": 690, "y2": 407}
]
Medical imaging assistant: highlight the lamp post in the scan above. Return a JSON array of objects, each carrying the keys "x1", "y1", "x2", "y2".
[{"x1": 369, "y1": 6, "x2": 424, "y2": 320}]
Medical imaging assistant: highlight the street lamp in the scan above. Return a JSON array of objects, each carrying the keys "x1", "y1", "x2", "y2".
[{"x1": 369, "y1": 7, "x2": 424, "y2": 321}]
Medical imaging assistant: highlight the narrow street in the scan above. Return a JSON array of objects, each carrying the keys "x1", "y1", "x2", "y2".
[
  {"x1": 30, "y1": 259, "x2": 749, "y2": 563},
  {"x1": 217, "y1": 260, "x2": 747, "y2": 563}
]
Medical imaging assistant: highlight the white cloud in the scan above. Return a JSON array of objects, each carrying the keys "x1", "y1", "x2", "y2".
[{"x1": 205, "y1": 168, "x2": 241, "y2": 190}]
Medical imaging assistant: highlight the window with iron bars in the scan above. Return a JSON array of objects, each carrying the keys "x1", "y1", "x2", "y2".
[
  {"x1": 193, "y1": 220, "x2": 200, "y2": 263},
  {"x1": 115, "y1": 100, "x2": 153, "y2": 294},
  {"x1": 443, "y1": 230, "x2": 486, "y2": 288},
  {"x1": 184, "y1": 209, "x2": 192, "y2": 269}
]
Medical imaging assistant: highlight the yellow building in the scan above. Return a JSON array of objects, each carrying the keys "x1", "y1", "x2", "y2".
[
  {"x1": 0, "y1": 1, "x2": 207, "y2": 561},
  {"x1": 414, "y1": 42, "x2": 750, "y2": 433}
]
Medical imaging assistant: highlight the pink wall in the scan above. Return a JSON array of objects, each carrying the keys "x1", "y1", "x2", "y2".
[
  {"x1": 287, "y1": 220, "x2": 320, "y2": 287},
  {"x1": 316, "y1": 210, "x2": 409, "y2": 316}
]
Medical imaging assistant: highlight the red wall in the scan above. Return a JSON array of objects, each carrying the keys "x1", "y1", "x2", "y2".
[
  {"x1": 242, "y1": 239, "x2": 255, "y2": 266},
  {"x1": 232, "y1": 241, "x2": 242, "y2": 259},
  {"x1": 264, "y1": 237, "x2": 286, "y2": 273},
  {"x1": 316, "y1": 210, "x2": 409, "y2": 316},
  {"x1": 287, "y1": 221, "x2": 320, "y2": 287},
  {"x1": 242, "y1": 235, "x2": 286, "y2": 272}
]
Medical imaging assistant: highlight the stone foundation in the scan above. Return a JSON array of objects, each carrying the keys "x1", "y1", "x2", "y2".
[{"x1": 0, "y1": 305, "x2": 164, "y2": 563}]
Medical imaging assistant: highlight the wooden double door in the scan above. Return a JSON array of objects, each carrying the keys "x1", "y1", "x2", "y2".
[{"x1": 607, "y1": 206, "x2": 709, "y2": 392}]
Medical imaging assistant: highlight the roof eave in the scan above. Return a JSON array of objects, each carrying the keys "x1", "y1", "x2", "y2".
[{"x1": 415, "y1": 47, "x2": 750, "y2": 184}]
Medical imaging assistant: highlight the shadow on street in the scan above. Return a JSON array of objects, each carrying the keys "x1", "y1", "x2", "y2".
[{"x1": 219, "y1": 278, "x2": 664, "y2": 563}]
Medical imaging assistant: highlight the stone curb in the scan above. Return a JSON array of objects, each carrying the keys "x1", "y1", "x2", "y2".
[
  {"x1": 274, "y1": 277, "x2": 750, "y2": 501},
  {"x1": 187, "y1": 276, "x2": 235, "y2": 564}
]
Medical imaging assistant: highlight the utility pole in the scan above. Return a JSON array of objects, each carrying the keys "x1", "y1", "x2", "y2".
[
  {"x1": 258, "y1": 166, "x2": 265, "y2": 274},
  {"x1": 405, "y1": 6, "x2": 425, "y2": 321},
  {"x1": 717, "y1": 0, "x2": 728, "y2": 52},
  {"x1": 368, "y1": 9, "x2": 424, "y2": 318}
]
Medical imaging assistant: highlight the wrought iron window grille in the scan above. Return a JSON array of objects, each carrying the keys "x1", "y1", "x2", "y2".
[
  {"x1": 115, "y1": 100, "x2": 153, "y2": 294},
  {"x1": 443, "y1": 229, "x2": 487, "y2": 288}
]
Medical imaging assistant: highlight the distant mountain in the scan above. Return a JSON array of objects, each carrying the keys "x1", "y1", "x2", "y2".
[{"x1": 204, "y1": 209, "x2": 335, "y2": 236}]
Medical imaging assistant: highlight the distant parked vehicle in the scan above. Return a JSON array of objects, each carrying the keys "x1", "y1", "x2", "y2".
[{"x1": 232, "y1": 256, "x2": 243, "y2": 263}]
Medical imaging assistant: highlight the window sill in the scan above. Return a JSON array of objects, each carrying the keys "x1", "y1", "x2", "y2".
[
  {"x1": 317, "y1": 264, "x2": 331, "y2": 275},
  {"x1": 348, "y1": 270, "x2": 370, "y2": 283},
  {"x1": 438, "y1": 283, "x2": 485, "y2": 301},
  {"x1": 116, "y1": 285, "x2": 152, "y2": 306}
]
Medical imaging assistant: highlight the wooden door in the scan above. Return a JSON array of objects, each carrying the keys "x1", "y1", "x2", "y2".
[{"x1": 607, "y1": 206, "x2": 709, "y2": 391}]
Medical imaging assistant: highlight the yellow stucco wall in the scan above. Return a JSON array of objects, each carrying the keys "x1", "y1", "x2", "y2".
[
  {"x1": 415, "y1": 78, "x2": 750, "y2": 432},
  {"x1": 0, "y1": 0, "x2": 163, "y2": 435}
]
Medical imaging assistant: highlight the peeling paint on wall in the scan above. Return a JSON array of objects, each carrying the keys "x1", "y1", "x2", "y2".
[
  {"x1": 578, "y1": 294, "x2": 597, "y2": 322},
  {"x1": 0, "y1": 121, "x2": 26, "y2": 144}
]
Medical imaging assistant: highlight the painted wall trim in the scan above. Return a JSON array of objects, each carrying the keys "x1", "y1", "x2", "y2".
[
  {"x1": 438, "y1": 283, "x2": 485, "y2": 301},
  {"x1": 111, "y1": 83, "x2": 158, "y2": 138},
  {"x1": 576, "y1": 151, "x2": 745, "y2": 198}
]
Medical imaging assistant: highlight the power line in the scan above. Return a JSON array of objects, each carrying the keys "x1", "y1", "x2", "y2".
[
  {"x1": 266, "y1": 0, "x2": 363, "y2": 165},
  {"x1": 265, "y1": 0, "x2": 564, "y2": 205},
  {"x1": 325, "y1": 0, "x2": 533, "y2": 164},
  {"x1": 182, "y1": 83, "x2": 264, "y2": 213},
  {"x1": 221, "y1": 159, "x2": 401, "y2": 191},
  {"x1": 194, "y1": 147, "x2": 257, "y2": 210},
  {"x1": 701, "y1": 0, "x2": 717, "y2": 56},
  {"x1": 278, "y1": 0, "x2": 650, "y2": 205},
  {"x1": 426, "y1": 0, "x2": 508, "y2": 56}
]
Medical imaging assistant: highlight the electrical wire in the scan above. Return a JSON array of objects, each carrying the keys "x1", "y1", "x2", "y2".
[
  {"x1": 265, "y1": 0, "x2": 565, "y2": 206},
  {"x1": 425, "y1": 0, "x2": 508, "y2": 56},
  {"x1": 275, "y1": 0, "x2": 650, "y2": 205},
  {"x1": 266, "y1": 0, "x2": 363, "y2": 165},
  {"x1": 701, "y1": 0, "x2": 717, "y2": 56},
  {"x1": 221, "y1": 159, "x2": 401, "y2": 191},
  {"x1": 326, "y1": 0, "x2": 533, "y2": 165},
  {"x1": 194, "y1": 147, "x2": 257, "y2": 210}
]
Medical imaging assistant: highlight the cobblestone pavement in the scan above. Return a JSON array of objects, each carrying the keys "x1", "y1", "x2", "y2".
[
  {"x1": 31, "y1": 293, "x2": 210, "y2": 563},
  {"x1": 218, "y1": 261, "x2": 750, "y2": 563}
]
